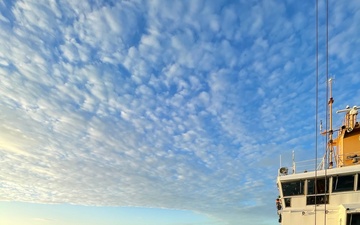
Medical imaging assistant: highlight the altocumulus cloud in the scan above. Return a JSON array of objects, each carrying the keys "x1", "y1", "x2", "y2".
[{"x1": 1, "y1": 0, "x2": 360, "y2": 224}]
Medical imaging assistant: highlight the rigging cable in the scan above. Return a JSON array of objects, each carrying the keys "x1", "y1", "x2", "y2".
[{"x1": 314, "y1": 0, "x2": 319, "y2": 224}]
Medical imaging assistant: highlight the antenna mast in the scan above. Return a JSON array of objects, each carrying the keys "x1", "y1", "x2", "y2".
[{"x1": 328, "y1": 78, "x2": 334, "y2": 168}]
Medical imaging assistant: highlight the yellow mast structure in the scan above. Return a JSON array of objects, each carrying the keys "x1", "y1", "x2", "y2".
[{"x1": 329, "y1": 85, "x2": 360, "y2": 167}]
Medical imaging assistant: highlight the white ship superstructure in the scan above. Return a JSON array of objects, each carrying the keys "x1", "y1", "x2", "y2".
[{"x1": 276, "y1": 80, "x2": 360, "y2": 225}]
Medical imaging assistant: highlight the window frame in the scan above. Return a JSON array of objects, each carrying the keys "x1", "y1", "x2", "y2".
[
  {"x1": 281, "y1": 180, "x2": 305, "y2": 197},
  {"x1": 332, "y1": 174, "x2": 355, "y2": 193}
]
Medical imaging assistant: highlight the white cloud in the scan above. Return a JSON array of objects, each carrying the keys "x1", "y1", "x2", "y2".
[{"x1": 1, "y1": 0, "x2": 360, "y2": 225}]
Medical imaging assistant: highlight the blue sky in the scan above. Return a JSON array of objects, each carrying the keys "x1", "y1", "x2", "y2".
[{"x1": 1, "y1": 0, "x2": 360, "y2": 225}]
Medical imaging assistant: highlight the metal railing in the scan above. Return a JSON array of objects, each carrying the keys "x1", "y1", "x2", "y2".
[
  {"x1": 278, "y1": 155, "x2": 326, "y2": 176},
  {"x1": 279, "y1": 150, "x2": 360, "y2": 176}
]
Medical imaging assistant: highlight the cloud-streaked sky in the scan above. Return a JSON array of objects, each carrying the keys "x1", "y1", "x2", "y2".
[{"x1": 1, "y1": 0, "x2": 360, "y2": 224}]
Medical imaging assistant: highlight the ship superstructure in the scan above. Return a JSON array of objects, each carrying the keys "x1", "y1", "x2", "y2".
[{"x1": 276, "y1": 79, "x2": 360, "y2": 225}]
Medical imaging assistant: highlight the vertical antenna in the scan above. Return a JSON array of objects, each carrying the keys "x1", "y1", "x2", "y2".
[
  {"x1": 324, "y1": 0, "x2": 329, "y2": 224},
  {"x1": 292, "y1": 151, "x2": 295, "y2": 174},
  {"x1": 328, "y1": 78, "x2": 334, "y2": 168}
]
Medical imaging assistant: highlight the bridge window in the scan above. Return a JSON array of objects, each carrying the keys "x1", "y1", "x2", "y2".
[
  {"x1": 282, "y1": 180, "x2": 304, "y2": 196},
  {"x1": 306, "y1": 178, "x2": 329, "y2": 205},
  {"x1": 306, "y1": 195, "x2": 329, "y2": 205},
  {"x1": 333, "y1": 175, "x2": 355, "y2": 192},
  {"x1": 307, "y1": 178, "x2": 329, "y2": 194},
  {"x1": 284, "y1": 198, "x2": 291, "y2": 207},
  {"x1": 347, "y1": 213, "x2": 360, "y2": 225}
]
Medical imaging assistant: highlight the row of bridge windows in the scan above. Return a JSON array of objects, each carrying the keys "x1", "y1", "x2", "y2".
[{"x1": 281, "y1": 174, "x2": 357, "y2": 206}]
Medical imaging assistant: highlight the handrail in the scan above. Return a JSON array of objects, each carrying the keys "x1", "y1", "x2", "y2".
[
  {"x1": 279, "y1": 151, "x2": 360, "y2": 176},
  {"x1": 278, "y1": 157, "x2": 325, "y2": 175}
]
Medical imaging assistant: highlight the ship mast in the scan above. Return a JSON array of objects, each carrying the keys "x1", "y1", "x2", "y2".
[{"x1": 327, "y1": 78, "x2": 334, "y2": 168}]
